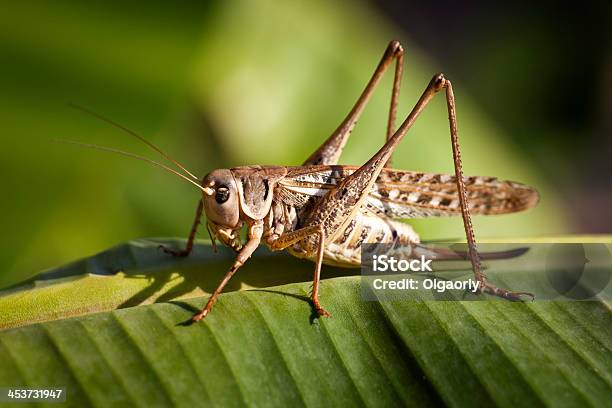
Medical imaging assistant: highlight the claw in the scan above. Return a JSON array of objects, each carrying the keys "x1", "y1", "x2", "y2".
[
  {"x1": 482, "y1": 282, "x2": 535, "y2": 302},
  {"x1": 313, "y1": 303, "x2": 331, "y2": 318},
  {"x1": 191, "y1": 309, "x2": 208, "y2": 323},
  {"x1": 502, "y1": 291, "x2": 535, "y2": 302}
]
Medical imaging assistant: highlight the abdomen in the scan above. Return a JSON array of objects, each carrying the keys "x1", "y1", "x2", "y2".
[{"x1": 287, "y1": 211, "x2": 420, "y2": 267}]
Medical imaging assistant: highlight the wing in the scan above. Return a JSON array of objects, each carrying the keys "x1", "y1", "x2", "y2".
[{"x1": 279, "y1": 165, "x2": 539, "y2": 219}]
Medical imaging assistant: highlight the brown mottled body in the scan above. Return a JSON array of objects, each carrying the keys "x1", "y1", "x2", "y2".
[
  {"x1": 151, "y1": 40, "x2": 540, "y2": 321},
  {"x1": 269, "y1": 165, "x2": 537, "y2": 266}
]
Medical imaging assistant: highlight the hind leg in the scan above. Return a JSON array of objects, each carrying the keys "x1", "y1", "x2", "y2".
[{"x1": 304, "y1": 40, "x2": 404, "y2": 166}]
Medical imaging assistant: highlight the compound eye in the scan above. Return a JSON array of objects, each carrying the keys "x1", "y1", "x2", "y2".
[{"x1": 215, "y1": 186, "x2": 230, "y2": 204}]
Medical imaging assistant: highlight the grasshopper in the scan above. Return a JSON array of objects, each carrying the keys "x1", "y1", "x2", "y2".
[{"x1": 70, "y1": 40, "x2": 539, "y2": 322}]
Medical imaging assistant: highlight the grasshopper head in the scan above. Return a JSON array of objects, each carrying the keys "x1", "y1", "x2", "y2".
[
  {"x1": 201, "y1": 169, "x2": 243, "y2": 251},
  {"x1": 201, "y1": 169, "x2": 241, "y2": 229}
]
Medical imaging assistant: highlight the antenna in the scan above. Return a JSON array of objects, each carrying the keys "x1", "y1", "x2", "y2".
[
  {"x1": 68, "y1": 103, "x2": 199, "y2": 181},
  {"x1": 54, "y1": 139, "x2": 207, "y2": 193}
]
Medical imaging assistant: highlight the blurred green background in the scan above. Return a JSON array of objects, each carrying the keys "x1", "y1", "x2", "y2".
[{"x1": 0, "y1": 1, "x2": 609, "y2": 288}]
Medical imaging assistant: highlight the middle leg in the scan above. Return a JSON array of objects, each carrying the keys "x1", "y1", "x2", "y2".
[{"x1": 267, "y1": 225, "x2": 329, "y2": 316}]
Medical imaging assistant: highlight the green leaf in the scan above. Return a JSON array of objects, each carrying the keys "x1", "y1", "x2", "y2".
[
  {"x1": 0, "y1": 238, "x2": 611, "y2": 407},
  {"x1": 0, "y1": 239, "x2": 357, "y2": 330}
]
